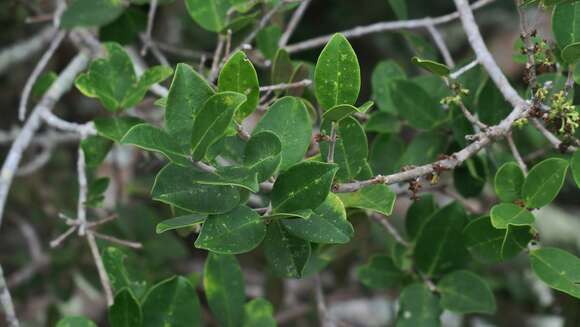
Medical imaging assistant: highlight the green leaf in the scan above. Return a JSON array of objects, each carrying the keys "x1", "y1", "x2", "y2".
[
  {"x1": 356, "y1": 255, "x2": 405, "y2": 289},
  {"x1": 405, "y1": 194, "x2": 437, "y2": 240},
  {"x1": 156, "y1": 214, "x2": 206, "y2": 234},
  {"x1": 271, "y1": 161, "x2": 338, "y2": 213},
  {"x1": 271, "y1": 49, "x2": 294, "y2": 88},
  {"x1": 390, "y1": 80, "x2": 446, "y2": 130},
  {"x1": 142, "y1": 276, "x2": 202, "y2": 327},
  {"x1": 165, "y1": 63, "x2": 215, "y2": 149},
  {"x1": 263, "y1": 209, "x2": 314, "y2": 221},
  {"x1": 81, "y1": 136, "x2": 112, "y2": 168},
  {"x1": 282, "y1": 194, "x2": 353, "y2": 244},
  {"x1": 185, "y1": 0, "x2": 231, "y2": 32},
  {"x1": 463, "y1": 216, "x2": 532, "y2": 263},
  {"x1": 369, "y1": 134, "x2": 405, "y2": 175},
  {"x1": 522, "y1": 158, "x2": 569, "y2": 208},
  {"x1": 31, "y1": 72, "x2": 57, "y2": 98},
  {"x1": 75, "y1": 43, "x2": 171, "y2": 111},
  {"x1": 196, "y1": 206, "x2": 266, "y2": 254},
  {"x1": 314, "y1": 33, "x2": 361, "y2": 110},
  {"x1": 399, "y1": 131, "x2": 448, "y2": 166},
  {"x1": 414, "y1": 202, "x2": 469, "y2": 276},
  {"x1": 411, "y1": 56, "x2": 450, "y2": 76},
  {"x1": 395, "y1": 284, "x2": 441, "y2": 327},
  {"x1": 338, "y1": 184, "x2": 396, "y2": 216},
  {"x1": 100, "y1": 8, "x2": 147, "y2": 45},
  {"x1": 365, "y1": 112, "x2": 401, "y2": 134},
  {"x1": 109, "y1": 289, "x2": 142, "y2": 327},
  {"x1": 218, "y1": 51, "x2": 260, "y2": 120},
  {"x1": 204, "y1": 253, "x2": 246, "y2": 327},
  {"x1": 102, "y1": 247, "x2": 148, "y2": 299},
  {"x1": 371, "y1": 60, "x2": 406, "y2": 113},
  {"x1": 253, "y1": 97, "x2": 312, "y2": 170},
  {"x1": 121, "y1": 124, "x2": 190, "y2": 166},
  {"x1": 572, "y1": 151, "x2": 580, "y2": 187},
  {"x1": 552, "y1": 1, "x2": 580, "y2": 49},
  {"x1": 322, "y1": 104, "x2": 359, "y2": 122},
  {"x1": 476, "y1": 79, "x2": 512, "y2": 125},
  {"x1": 437, "y1": 270, "x2": 496, "y2": 314},
  {"x1": 453, "y1": 156, "x2": 487, "y2": 198},
  {"x1": 388, "y1": 0, "x2": 408, "y2": 19},
  {"x1": 61, "y1": 0, "x2": 125, "y2": 28},
  {"x1": 494, "y1": 162, "x2": 525, "y2": 202},
  {"x1": 264, "y1": 221, "x2": 311, "y2": 278},
  {"x1": 242, "y1": 298, "x2": 277, "y2": 327},
  {"x1": 86, "y1": 177, "x2": 110, "y2": 208},
  {"x1": 490, "y1": 203, "x2": 535, "y2": 229},
  {"x1": 562, "y1": 42, "x2": 580, "y2": 63},
  {"x1": 257, "y1": 26, "x2": 282, "y2": 60},
  {"x1": 243, "y1": 131, "x2": 282, "y2": 182},
  {"x1": 320, "y1": 117, "x2": 368, "y2": 181},
  {"x1": 530, "y1": 247, "x2": 580, "y2": 299},
  {"x1": 94, "y1": 116, "x2": 145, "y2": 142},
  {"x1": 187, "y1": 166, "x2": 260, "y2": 192},
  {"x1": 191, "y1": 92, "x2": 247, "y2": 160},
  {"x1": 56, "y1": 316, "x2": 97, "y2": 327},
  {"x1": 152, "y1": 164, "x2": 241, "y2": 214}
]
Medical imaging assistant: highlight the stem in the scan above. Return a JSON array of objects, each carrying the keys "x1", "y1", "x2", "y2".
[
  {"x1": 326, "y1": 122, "x2": 338, "y2": 163},
  {"x1": 0, "y1": 264, "x2": 19, "y2": 327}
]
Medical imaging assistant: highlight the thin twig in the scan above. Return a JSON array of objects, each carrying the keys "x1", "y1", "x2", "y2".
[
  {"x1": 285, "y1": 0, "x2": 495, "y2": 53},
  {"x1": 208, "y1": 35, "x2": 226, "y2": 82},
  {"x1": 314, "y1": 274, "x2": 335, "y2": 327},
  {"x1": 155, "y1": 40, "x2": 210, "y2": 59},
  {"x1": 450, "y1": 59, "x2": 479, "y2": 79},
  {"x1": 18, "y1": 30, "x2": 66, "y2": 121},
  {"x1": 0, "y1": 264, "x2": 19, "y2": 327},
  {"x1": 89, "y1": 231, "x2": 143, "y2": 249},
  {"x1": 370, "y1": 213, "x2": 410, "y2": 246},
  {"x1": 76, "y1": 147, "x2": 88, "y2": 235},
  {"x1": 507, "y1": 132, "x2": 528, "y2": 174},
  {"x1": 259, "y1": 79, "x2": 312, "y2": 92},
  {"x1": 426, "y1": 21, "x2": 455, "y2": 67},
  {"x1": 326, "y1": 122, "x2": 338, "y2": 163},
  {"x1": 86, "y1": 233, "x2": 114, "y2": 306},
  {"x1": 49, "y1": 225, "x2": 77, "y2": 248},
  {"x1": 279, "y1": 0, "x2": 312, "y2": 47},
  {"x1": 237, "y1": 0, "x2": 289, "y2": 52},
  {"x1": 141, "y1": 0, "x2": 159, "y2": 56}
]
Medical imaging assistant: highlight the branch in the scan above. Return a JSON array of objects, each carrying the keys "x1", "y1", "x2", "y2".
[
  {"x1": 285, "y1": 0, "x2": 495, "y2": 53},
  {"x1": 507, "y1": 132, "x2": 528, "y2": 174},
  {"x1": 141, "y1": 0, "x2": 158, "y2": 56},
  {"x1": 259, "y1": 79, "x2": 312, "y2": 92},
  {"x1": 449, "y1": 59, "x2": 479, "y2": 79},
  {"x1": 370, "y1": 213, "x2": 410, "y2": 246},
  {"x1": 426, "y1": 20, "x2": 454, "y2": 67},
  {"x1": 0, "y1": 264, "x2": 19, "y2": 327},
  {"x1": 278, "y1": 0, "x2": 312, "y2": 47},
  {"x1": 86, "y1": 233, "x2": 114, "y2": 306}
]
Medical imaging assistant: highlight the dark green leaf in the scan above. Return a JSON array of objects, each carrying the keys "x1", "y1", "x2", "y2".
[
  {"x1": 388, "y1": 0, "x2": 408, "y2": 19},
  {"x1": 81, "y1": 136, "x2": 112, "y2": 168},
  {"x1": 453, "y1": 156, "x2": 487, "y2": 198},
  {"x1": 562, "y1": 42, "x2": 580, "y2": 63},
  {"x1": 552, "y1": 2, "x2": 580, "y2": 49},
  {"x1": 530, "y1": 247, "x2": 580, "y2": 299},
  {"x1": 369, "y1": 134, "x2": 405, "y2": 175},
  {"x1": 411, "y1": 56, "x2": 450, "y2": 76},
  {"x1": 142, "y1": 276, "x2": 202, "y2": 327},
  {"x1": 390, "y1": 80, "x2": 446, "y2": 130},
  {"x1": 186, "y1": 166, "x2": 260, "y2": 193},
  {"x1": 100, "y1": 8, "x2": 147, "y2": 45},
  {"x1": 102, "y1": 247, "x2": 148, "y2": 299},
  {"x1": 522, "y1": 158, "x2": 569, "y2": 208},
  {"x1": 257, "y1": 26, "x2": 282, "y2": 60},
  {"x1": 476, "y1": 79, "x2": 512, "y2": 125},
  {"x1": 31, "y1": 72, "x2": 57, "y2": 98},
  {"x1": 121, "y1": 124, "x2": 190, "y2": 166},
  {"x1": 371, "y1": 60, "x2": 406, "y2": 113},
  {"x1": 437, "y1": 270, "x2": 496, "y2": 314},
  {"x1": 109, "y1": 289, "x2": 142, "y2": 327},
  {"x1": 572, "y1": 151, "x2": 580, "y2": 187},
  {"x1": 365, "y1": 112, "x2": 401, "y2": 134},
  {"x1": 405, "y1": 194, "x2": 437, "y2": 240},
  {"x1": 243, "y1": 131, "x2": 282, "y2": 182},
  {"x1": 94, "y1": 116, "x2": 145, "y2": 142},
  {"x1": 61, "y1": 0, "x2": 125, "y2": 28},
  {"x1": 264, "y1": 221, "x2": 311, "y2": 278},
  {"x1": 395, "y1": 284, "x2": 441, "y2": 327},
  {"x1": 357, "y1": 255, "x2": 405, "y2": 289}
]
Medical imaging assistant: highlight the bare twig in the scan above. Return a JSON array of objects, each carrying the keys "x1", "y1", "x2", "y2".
[
  {"x1": 155, "y1": 41, "x2": 210, "y2": 59},
  {"x1": 237, "y1": 0, "x2": 289, "y2": 51},
  {"x1": 326, "y1": 122, "x2": 338, "y2": 163},
  {"x1": 450, "y1": 59, "x2": 479, "y2": 79},
  {"x1": 141, "y1": 0, "x2": 159, "y2": 56},
  {"x1": 426, "y1": 21, "x2": 454, "y2": 67},
  {"x1": 208, "y1": 35, "x2": 226, "y2": 82},
  {"x1": 49, "y1": 225, "x2": 76, "y2": 248},
  {"x1": 76, "y1": 147, "x2": 88, "y2": 236},
  {"x1": 370, "y1": 213, "x2": 410, "y2": 246},
  {"x1": 314, "y1": 274, "x2": 335, "y2": 327},
  {"x1": 0, "y1": 264, "x2": 19, "y2": 327},
  {"x1": 285, "y1": 0, "x2": 495, "y2": 53},
  {"x1": 89, "y1": 231, "x2": 143, "y2": 249},
  {"x1": 86, "y1": 233, "x2": 114, "y2": 306},
  {"x1": 507, "y1": 132, "x2": 528, "y2": 174},
  {"x1": 279, "y1": 0, "x2": 312, "y2": 47},
  {"x1": 259, "y1": 79, "x2": 312, "y2": 92},
  {"x1": 18, "y1": 30, "x2": 66, "y2": 121}
]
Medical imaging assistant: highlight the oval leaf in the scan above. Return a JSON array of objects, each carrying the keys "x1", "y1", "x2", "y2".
[
  {"x1": 530, "y1": 247, "x2": 580, "y2": 299},
  {"x1": 490, "y1": 203, "x2": 535, "y2": 229},
  {"x1": 522, "y1": 158, "x2": 569, "y2": 208},
  {"x1": 357, "y1": 255, "x2": 405, "y2": 289},
  {"x1": 264, "y1": 221, "x2": 311, "y2": 278},
  {"x1": 218, "y1": 51, "x2": 260, "y2": 120},
  {"x1": 243, "y1": 131, "x2": 282, "y2": 182},
  {"x1": 494, "y1": 162, "x2": 525, "y2": 202},
  {"x1": 411, "y1": 56, "x2": 450, "y2": 76},
  {"x1": 142, "y1": 276, "x2": 202, "y2": 327},
  {"x1": 395, "y1": 284, "x2": 441, "y2": 327},
  {"x1": 156, "y1": 214, "x2": 206, "y2": 234},
  {"x1": 437, "y1": 270, "x2": 496, "y2": 314}
]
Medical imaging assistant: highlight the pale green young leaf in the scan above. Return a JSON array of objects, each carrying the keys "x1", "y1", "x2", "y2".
[
  {"x1": 156, "y1": 215, "x2": 206, "y2": 234},
  {"x1": 356, "y1": 255, "x2": 405, "y2": 289},
  {"x1": 338, "y1": 184, "x2": 396, "y2": 217},
  {"x1": 218, "y1": 51, "x2": 260, "y2": 120},
  {"x1": 390, "y1": 80, "x2": 446, "y2": 130},
  {"x1": 108, "y1": 289, "x2": 142, "y2": 327},
  {"x1": 314, "y1": 33, "x2": 361, "y2": 110},
  {"x1": 242, "y1": 298, "x2": 277, "y2": 327},
  {"x1": 204, "y1": 253, "x2": 246, "y2": 327},
  {"x1": 490, "y1": 203, "x2": 535, "y2": 229},
  {"x1": 142, "y1": 276, "x2": 202, "y2": 327},
  {"x1": 61, "y1": 0, "x2": 125, "y2": 29},
  {"x1": 320, "y1": 117, "x2": 368, "y2": 181},
  {"x1": 530, "y1": 247, "x2": 580, "y2": 299},
  {"x1": 264, "y1": 221, "x2": 311, "y2": 278},
  {"x1": 271, "y1": 161, "x2": 338, "y2": 213},
  {"x1": 196, "y1": 206, "x2": 266, "y2": 254},
  {"x1": 395, "y1": 284, "x2": 441, "y2": 327},
  {"x1": 253, "y1": 97, "x2": 312, "y2": 170},
  {"x1": 522, "y1": 158, "x2": 569, "y2": 208},
  {"x1": 152, "y1": 164, "x2": 241, "y2": 214},
  {"x1": 282, "y1": 194, "x2": 353, "y2": 244},
  {"x1": 243, "y1": 131, "x2": 282, "y2": 182},
  {"x1": 121, "y1": 124, "x2": 190, "y2": 166},
  {"x1": 165, "y1": 63, "x2": 215, "y2": 149},
  {"x1": 191, "y1": 92, "x2": 247, "y2": 160},
  {"x1": 437, "y1": 270, "x2": 496, "y2": 314},
  {"x1": 94, "y1": 116, "x2": 145, "y2": 142},
  {"x1": 494, "y1": 162, "x2": 525, "y2": 202}
]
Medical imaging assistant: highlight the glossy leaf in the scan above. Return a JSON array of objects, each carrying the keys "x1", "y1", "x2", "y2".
[
  {"x1": 522, "y1": 158, "x2": 569, "y2": 208},
  {"x1": 494, "y1": 162, "x2": 525, "y2": 202},
  {"x1": 61, "y1": 0, "x2": 125, "y2": 28},
  {"x1": 357, "y1": 255, "x2": 405, "y2": 289},
  {"x1": 243, "y1": 131, "x2": 282, "y2": 182},
  {"x1": 530, "y1": 247, "x2": 580, "y2": 299},
  {"x1": 204, "y1": 253, "x2": 246, "y2": 327},
  {"x1": 242, "y1": 298, "x2": 277, "y2": 327},
  {"x1": 390, "y1": 80, "x2": 446, "y2": 130},
  {"x1": 320, "y1": 116, "x2": 368, "y2": 181},
  {"x1": 338, "y1": 184, "x2": 396, "y2": 216},
  {"x1": 196, "y1": 206, "x2": 266, "y2": 254},
  {"x1": 414, "y1": 202, "x2": 469, "y2": 276},
  {"x1": 271, "y1": 161, "x2": 338, "y2": 213},
  {"x1": 142, "y1": 276, "x2": 202, "y2": 327},
  {"x1": 94, "y1": 116, "x2": 145, "y2": 142},
  {"x1": 395, "y1": 284, "x2": 441, "y2": 327},
  {"x1": 191, "y1": 92, "x2": 246, "y2": 160},
  {"x1": 490, "y1": 203, "x2": 535, "y2": 229},
  {"x1": 314, "y1": 33, "x2": 361, "y2": 110},
  {"x1": 253, "y1": 97, "x2": 312, "y2": 170},
  {"x1": 218, "y1": 51, "x2": 260, "y2": 120},
  {"x1": 156, "y1": 214, "x2": 206, "y2": 234},
  {"x1": 264, "y1": 222, "x2": 311, "y2": 278},
  {"x1": 437, "y1": 270, "x2": 496, "y2": 314},
  {"x1": 109, "y1": 289, "x2": 142, "y2": 327},
  {"x1": 282, "y1": 194, "x2": 353, "y2": 244},
  {"x1": 411, "y1": 56, "x2": 450, "y2": 76},
  {"x1": 121, "y1": 124, "x2": 190, "y2": 166},
  {"x1": 165, "y1": 63, "x2": 214, "y2": 149},
  {"x1": 152, "y1": 164, "x2": 241, "y2": 214}
]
